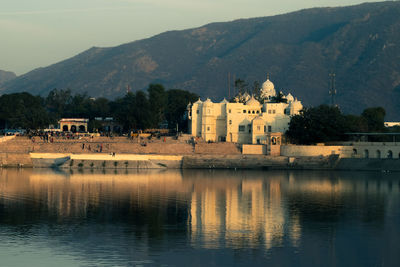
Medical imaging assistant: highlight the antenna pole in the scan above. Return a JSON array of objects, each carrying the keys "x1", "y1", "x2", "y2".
[{"x1": 329, "y1": 72, "x2": 337, "y2": 106}]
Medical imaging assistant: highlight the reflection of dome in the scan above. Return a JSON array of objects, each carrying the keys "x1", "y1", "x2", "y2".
[
  {"x1": 260, "y1": 78, "x2": 276, "y2": 99},
  {"x1": 246, "y1": 96, "x2": 260, "y2": 106}
]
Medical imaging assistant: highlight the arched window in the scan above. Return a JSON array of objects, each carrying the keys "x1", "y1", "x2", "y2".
[
  {"x1": 387, "y1": 150, "x2": 393, "y2": 159},
  {"x1": 79, "y1": 125, "x2": 86, "y2": 132},
  {"x1": 364, "y1": 149, "x2": 369, "y2": 159},
  {"x1": 62, "y1": 125, "x2": 68, "y2": 131},
  {"x1": 352, "y1": 149, "x2": 358, "y2": 157},
  {"x1": 272, "y1": 137, "x2": 277, "y2": 145},
  {"x1": 70, "y1": 125, "x2": 77, "y2": 133},
  {"x1": 376, "y1": 150, "x2": 381, "y2": 159}
]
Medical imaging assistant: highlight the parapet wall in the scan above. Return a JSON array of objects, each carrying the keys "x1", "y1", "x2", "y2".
[
  {"x1": 0, "y1": 152, "x2": 33, "y2": 167},
  {"x1": 281, "y1": 145, "x2": 352, "y2": 157},
  {"x1": 0, "y1": 136, "x2": 16, "y2": 143}
]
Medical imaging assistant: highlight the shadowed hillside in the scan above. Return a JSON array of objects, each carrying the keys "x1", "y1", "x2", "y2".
[
  {"x1": 1, "y1": 1, "x2": 400, "y2": 119},
  {"x1": 0, "y1": 70, "x2": 16, "y2": 85}
]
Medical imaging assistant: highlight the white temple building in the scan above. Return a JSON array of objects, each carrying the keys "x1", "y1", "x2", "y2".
[{"x1": 187, "y1": 77, "x2": 303, "y2": 144}]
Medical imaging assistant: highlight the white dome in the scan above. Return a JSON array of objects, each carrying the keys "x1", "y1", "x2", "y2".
[
  {"x1": 243, "y1": 92, "x2": 251, "y2": 102},
  {"x1": 220, "y1": 98, "x2": 229, "y2": 104},
  {"x1": 203, "y1": 98, "x2": 213, "y2": 105},
  {"x1": 262, "y1": 79, "x2": 274, "y2": 91},
  {"x1": 194, "y1": 98, "x2": 202, "y2": 104},
  {"x1": 286, "y1": 93, "x2": 294, "y2": 102},
  {"x1": 246, "y1": 96, "x2": 260, "y2": 106},
  {"x1": 260, "y1": 78, "x2": 276, "y2": 99}
]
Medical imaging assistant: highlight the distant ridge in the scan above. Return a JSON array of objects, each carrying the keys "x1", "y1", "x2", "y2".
[
  {"x1": 1, "y1": 1, "x2": 400, "y2": 119},
  {"x1": 0, "y1": 70, "x2": 16, "y2": 85}
]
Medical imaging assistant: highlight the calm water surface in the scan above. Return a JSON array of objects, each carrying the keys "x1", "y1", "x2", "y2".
[{"x1": 0, "y1": 168, "x2": 399, "y2": 267}]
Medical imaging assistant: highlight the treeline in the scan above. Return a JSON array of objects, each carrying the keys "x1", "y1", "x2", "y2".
[
  {"x1": 286, "y1": 105, "x2": 399, "y2": 144},
  {"x1": 0, "y1": 84, "x2": 198, "y2": 132}
]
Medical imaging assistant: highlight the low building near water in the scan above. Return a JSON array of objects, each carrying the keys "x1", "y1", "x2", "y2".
[
  {"x1": 187, "y1": 77, "x2": 302, "y2": 144},
  {"x1": 59, "y1": 118, "x2": 89, "y2": 132}
]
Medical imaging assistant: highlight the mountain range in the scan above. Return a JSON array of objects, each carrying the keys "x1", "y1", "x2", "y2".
[
  {"x1": 1, "y1": 1, "x2": 400, "y2": 119},
  {"x1": 0, "y1": 70, "x2": 16, "y2": 86}
]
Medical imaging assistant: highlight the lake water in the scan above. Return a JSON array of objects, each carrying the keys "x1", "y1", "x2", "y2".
[{"x1": 0, "y1": 168, "x2": 399, "y2": 267}]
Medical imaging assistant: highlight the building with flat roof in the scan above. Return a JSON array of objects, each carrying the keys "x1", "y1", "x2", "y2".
[{"x1": 59, "y1": 118, "x2": 89, "y2": 132}]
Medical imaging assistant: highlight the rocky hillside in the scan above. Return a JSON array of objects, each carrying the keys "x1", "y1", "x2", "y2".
[
  {"x1": 0, "y1": 70, "x2": 16, "y2": 85},
  {"x1": 1, "y1": 1, "x2": 400, "y2": 119}
]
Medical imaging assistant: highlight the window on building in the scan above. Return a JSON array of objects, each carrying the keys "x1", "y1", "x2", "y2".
[
  {"x1": 229, "y1": 109, "x2": 231, "y2": 113},
  {"x1": 268, "y1": 110, "x2": 271, "y2": 114},
  {"x1": 264, "y1": 126, "x2": 266, "y2": 132},
  {"x1": 229, "y1": 120, "x2": 232, "y2": 125},
  {"x1": 256, "y1": 110, "x2": 260, "y2": 114},
  {"x1": 257, "y1": 126, "x2": 261, "y2": 131},
  {"x1": 252, "y1": 110, "x2": 255, "y2": 114},
  {"x1": 207, "y1": 126, "x2": 210, "y2": 132},
  {"x1": 268, "y1": 125, "x2": 272, "y2": 132},
  {"x1": 248, "y1": 110, "x2": 251, "y2": 114},
  {"x1": 243, "y1": 110, "x2": 246, "y2": 113},
  {"x1": 248, "y1": 124, "x2": 251, "y2": 133},
  {"x1": 273, "y1": 110, "x2": 276, "y2": 114},
  {"x1": 196, "y1": 110, "x2": 199, "y2": 114},
  {"x1": 239, "y1": 125, "x2": 245, "y2": 132}
]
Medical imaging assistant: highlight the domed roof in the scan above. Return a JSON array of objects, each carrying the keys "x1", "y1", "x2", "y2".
[
  {"x1": 246, "y1": 95, "x2": 260, "y2": 106},
  {"x1": 262, "y1": 79, "x2": 275, "y2": 91},
  {"x1": 220, "y1": 98, "x2": 229, "y2": 104},
  {"x1": 286, "y1": 93, "x2": 294, "y2": 102},
  {"x1": 260, "y1": 77, "x2": 276, "y2": 100},
  {"x1": 203, "y1": 98, "x2": 213, "y2": 105},
  {"x1": 194, "y1": 98, "x2": 202, "y2": 104}
]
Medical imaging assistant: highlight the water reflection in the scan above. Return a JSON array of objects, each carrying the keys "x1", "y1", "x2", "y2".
[{"x1": 0, "y1": 168, "x2": 399, "y2": 266}]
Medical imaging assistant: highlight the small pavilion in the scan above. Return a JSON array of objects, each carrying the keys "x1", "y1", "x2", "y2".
[{"x1": 59, "y1": 118, "x2": 89, "y2": 133}]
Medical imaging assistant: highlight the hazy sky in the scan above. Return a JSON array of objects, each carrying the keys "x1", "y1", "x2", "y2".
[{"x1": 1, "y1": 0, "x2": 387, "y2": 75}]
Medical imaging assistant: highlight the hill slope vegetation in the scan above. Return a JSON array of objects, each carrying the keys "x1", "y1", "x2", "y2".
[{"x1": 2, "y1": 1, "x2": 400, "y2": 119}]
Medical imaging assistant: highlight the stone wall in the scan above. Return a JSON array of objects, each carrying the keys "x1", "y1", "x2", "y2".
[
  {"x1": 0, "y1": 152, "x2": 33, "y2": 167},
  {"x1": 281, "y1": 145, "x2": 353, "y2": 157},
  {"x1": 194, "y1": 143, "x2": 241, "y2": 154},
  {"x1": 242, "y1": 144, "x2": 266, "y2": 155}
]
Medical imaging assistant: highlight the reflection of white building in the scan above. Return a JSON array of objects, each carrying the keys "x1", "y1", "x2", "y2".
[{"x1": 188, "y1": 77, "x2": 302, "y2": 144}]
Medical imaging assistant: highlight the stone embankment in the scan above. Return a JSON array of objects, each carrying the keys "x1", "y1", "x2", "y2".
[{"x1": 2, "y1": 136, "x2": 400, "y2": 171}]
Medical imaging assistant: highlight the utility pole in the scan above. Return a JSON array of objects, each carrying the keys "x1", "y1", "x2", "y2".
[{"x1": 329, "y1": 72, "x2": 337, "y2": 107}]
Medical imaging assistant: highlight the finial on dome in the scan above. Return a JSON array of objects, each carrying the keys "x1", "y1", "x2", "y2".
[{"x1": 267, "y1": 73, "x2": 270, "y2": 80}]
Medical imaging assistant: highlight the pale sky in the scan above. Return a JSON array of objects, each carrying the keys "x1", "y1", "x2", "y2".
[{"x1": 0, "y1": 0, "x2": 387, "y2": 75}]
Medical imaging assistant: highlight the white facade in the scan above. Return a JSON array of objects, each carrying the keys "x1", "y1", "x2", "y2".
[{"x1": 188, "y1": 78, "x2": 303, "y2": 144}]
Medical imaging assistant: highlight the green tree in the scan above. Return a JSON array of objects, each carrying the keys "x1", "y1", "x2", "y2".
[
  {"x1": 147, "y1": 84, "x2": 167, "y2": 128},
  {"x1": 45, "y1": 89, "x2": 72, "y2": 121},
  {"x1": 0, "y1": 92, "x2": 50, "y2": 130},
  {"x1": 271, "y1": 91, "x2": 288, "y2": 103},
  {"x1": 235, "y1": 78, "x2": 248, "y2": 94},
  {"x1": 165, "y1": 89, "x2": 198, "y2": 132},
  {"x1": 286, "y1": 105, "x2": 347, "y2": 144},
  {"x1": 111, "y1": 92, "x2": 137, "y2": 132},
  {"x1": 133, "y1": 90, "x2": 151, "y2": 130},
  {"x1": 361, "y1": 107, "x2": 386, "y2": 132}
]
